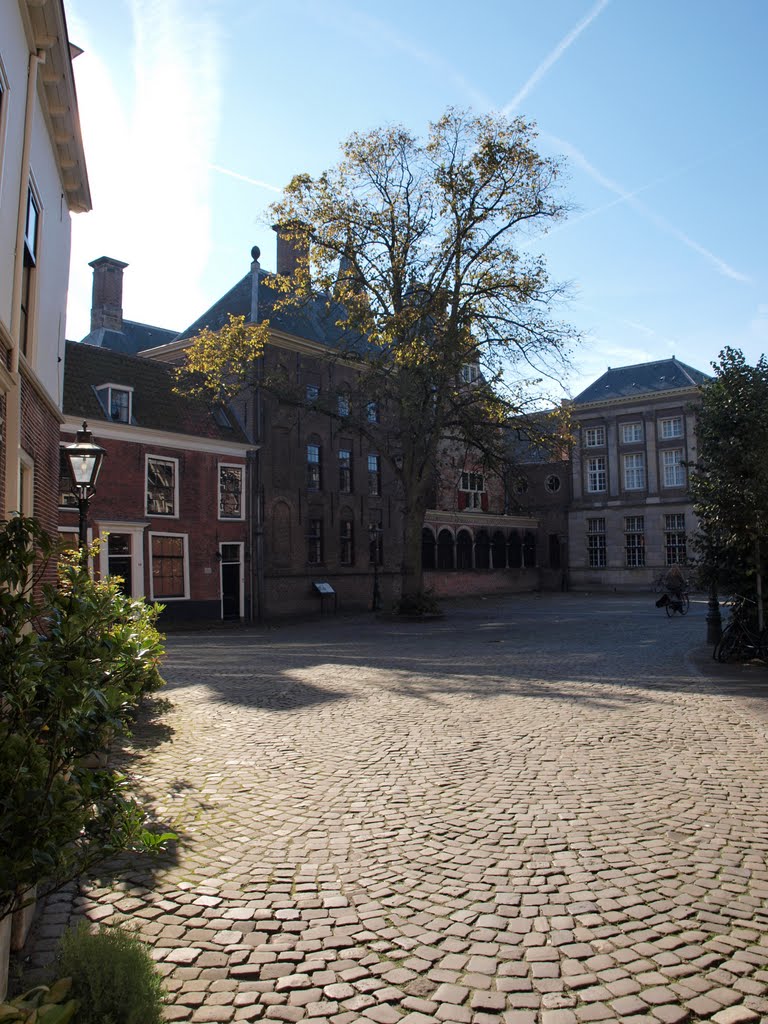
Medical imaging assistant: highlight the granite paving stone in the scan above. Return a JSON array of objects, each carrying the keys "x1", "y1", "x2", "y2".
[{"x1": 19, "y1": 596, "x2": 768, "y2": 1022}]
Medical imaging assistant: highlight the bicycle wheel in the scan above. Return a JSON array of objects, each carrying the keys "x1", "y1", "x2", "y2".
[
  {"x1": 715, "y1": 626, "x2": 742, "y2": 662},
  {"x1": 666, "y1": 599, "x2": 681, "y2": 617},
  {"x1": 680, "y1": 593, "x2": 690, "y2": 615}
]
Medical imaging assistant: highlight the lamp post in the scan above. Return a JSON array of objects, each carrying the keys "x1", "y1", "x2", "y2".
[
  {"x1": 369, "y1": 523, "x2": 382, "y2": 612},
  {"x1": 65, "y1": 421, "x2": 106, "y2": 561},
  {"x1": 706, "y1": 583, "x2": 722, "y2": 645}
]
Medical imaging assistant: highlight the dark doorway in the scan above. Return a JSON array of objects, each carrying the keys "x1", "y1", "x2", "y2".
[
  {"x1": 456, "y1": 530, "x2": 473, "y2": 570},
  {"x1": 437, "y1": 529, "x2": 454, "y2": 571},
  {"x1": 108, "y1": 533, "x2": 132, "y2": 596},
  {"x1": 422, "y1": 528, "x2": 436, "y2": 570},
  {"x1": 221, "y1": 543, "x2": 242, "y2": 620}
]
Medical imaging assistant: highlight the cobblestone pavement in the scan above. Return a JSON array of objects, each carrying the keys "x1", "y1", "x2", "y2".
[{"x1": 26, "y1": 593, "x2": 768, "y2": 1023}]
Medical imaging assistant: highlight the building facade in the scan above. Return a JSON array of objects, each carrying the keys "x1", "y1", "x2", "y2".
[
  {"x1": 567, "y1": 358, "x2": 709, "y2": 590},
  {"x1": 61, "y1": 341, "x2": 252, "y2": 624},
  {"x1": 0, "y1": 0, "x2": 90, "y2": 543}
]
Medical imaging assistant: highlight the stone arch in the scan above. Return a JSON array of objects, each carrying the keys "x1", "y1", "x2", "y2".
[
  {"x1": 492, "y1": 530, "x2": 507, "y2": 569},
  {"x1": 456, "y1": 528, "x2": 473, "y2": 570},
  {"x1": 422, "y1": 526, "x2": 436, "y2": 570},
  {"x1": 475, "y1": 529, "x2": 491, "y2": 570},
  {"x1": 437, "y1": 529, "x2": 454, "y2": 571},
  {"x1": 508, "y1": 530, "x2": 522, "y2": 569}
]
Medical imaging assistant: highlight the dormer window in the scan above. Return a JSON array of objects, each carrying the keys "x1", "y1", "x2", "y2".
[
  {"x1": 460, "y1": 363, "x2": 480, "y2": 384},
  {"x1": 95, "y1": 383, "x2": 133, "y2": 423}
]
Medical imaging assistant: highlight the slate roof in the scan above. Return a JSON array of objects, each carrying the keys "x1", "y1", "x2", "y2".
[
  {"x1": 82, "y1": 320, "x2": 180, "y2": 356},
  {"x1": 170, "y1": 269, "x2": 368, "y2": 354},
  {"x1": 573, "y1": 357, "x2": 710, "y2": 405},
  {"x1": 63, "y1": 340, "x2": 248, "y2": 442}
]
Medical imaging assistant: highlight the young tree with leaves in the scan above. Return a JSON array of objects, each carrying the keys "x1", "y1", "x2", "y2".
[
  {"x1": 690, "y1": 347, "x2": 768, "y2": 628},
  {"x1": 178, "y1": 109, "x2": 575, "y2": 605}
]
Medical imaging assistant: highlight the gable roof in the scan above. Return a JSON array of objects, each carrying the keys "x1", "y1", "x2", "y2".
[
  {"x1": 573, "y1": 357, "x2": 710, "y2": 405},
  {"x1": 63, "y1": 340, "x2": 247, "y2": 442}
]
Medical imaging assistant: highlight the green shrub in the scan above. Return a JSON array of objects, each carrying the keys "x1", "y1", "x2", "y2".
[
  {"x1": 57, "y1": 922, "x2": 165, "y2": 1024},
  {"x1": 394, "y1": 589, "x2": 442, "y2": 616},
  {"x1": 0, "y1": 977, "x2": 78, "y2": 1022},
  {"x1": 0, "y1": 517, "x2": 175, "y2": 922}
]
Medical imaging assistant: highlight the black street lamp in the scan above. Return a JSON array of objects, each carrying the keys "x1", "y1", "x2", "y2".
[{"x1": 65, "y1": 421, "x2": 106, "y2": 559}]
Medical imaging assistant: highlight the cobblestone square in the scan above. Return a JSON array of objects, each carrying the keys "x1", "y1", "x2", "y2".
[{"x1": 27, "y1": 593, "x2": 768, "y2": 1023}]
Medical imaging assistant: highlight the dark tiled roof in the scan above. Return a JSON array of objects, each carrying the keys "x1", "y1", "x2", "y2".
[
  {"x1": 573, "y1": 357, "x2": 710, "y2": 405},
  {"x1": 63, "y1": 340, "x2": 248, "y2": 442},
  {"x1": 173, "y1": 270, "x2": 368, "y2": 354},
  {"x1": 83, "y1": 320, "x2": 180, "y2": 355}
]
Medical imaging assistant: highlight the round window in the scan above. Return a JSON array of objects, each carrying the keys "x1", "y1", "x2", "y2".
[{"x1": 545, "y1": 474, "x2": 561, "y2": 493}]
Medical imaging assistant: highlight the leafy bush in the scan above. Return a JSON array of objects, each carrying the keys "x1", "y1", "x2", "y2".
[
  {"x1": 394, "y1": 589, "x2": 442, "y2": 616},
  {"x1": 0, "y1": 517, "x2": 175, "y2": 921},
  {"x1": 57, "y1": 922, "x2": 165, "y2": 1024},
  {"x1": 0, "y1": 977, "x2": 78, "y2": 1023}
]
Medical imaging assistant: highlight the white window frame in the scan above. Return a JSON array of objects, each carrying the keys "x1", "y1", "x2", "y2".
[
  {"x1": 587, "y1": 518, "x2": 606, "y2": 568},
  {"x1": 219, "y1": 541, "x2": 244, "y2": 619},
  {"x1": 659, "y1": 416, "x2": 683, "y2": 439},
  {"x1": 460, "y1": 471, "x2": 485, "y2": 509},
  {"x1": 97, "y1": 522, "x2": 146, "y2": 598},
  {"x1": 145, "y1": 454, "x2": 179, "y2": 518},
  {"x1": 20, "y1": 179, "x2": 41, "y2": 361},
  {"x1": 623, "y1": 453, "x2": 645, "y2": 491},
  {"x1": 584, "y1": 426, "x2": 606, "y2": 448},
  {"x1": 19, "y1": 451, "x2": 34, "y2": 517},
  {"x1": 624, "y1": 515, "x2": 645, "y2": 568},
  {"x1": 148, "y1": 531, "x2": 190, "y2": 601},
  {"x1": 662, "y1": 448, "x2": 686, "y2": 487},
  {"x1": 460, "y1": 363, "x2": 480, "y2": 384},
  {"x1": 586, "y1": 456, "x2": 606, "y2": 493},
  {"x1": 218, "y1": 462, "x2": 245, "y2": 520},
  {"x1": 621, "y1": 422, "x2": 643, "y2": 444},
  {"x1": 95, "y1": 383, "x2": 134, "y2": 424}
]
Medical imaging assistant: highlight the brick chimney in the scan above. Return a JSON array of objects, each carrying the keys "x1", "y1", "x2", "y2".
[
  {"x1": 89, "y1": 256, "x2": 128, "y2": 331},
  {"x1": 272, "y1": 222, "x2": 309, "y2": 277}
]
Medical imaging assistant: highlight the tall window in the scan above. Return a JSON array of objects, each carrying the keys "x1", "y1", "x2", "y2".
[
  {"x1": 624, "y1": 516, "x2": 645, "y2": 567},
  {"x1": 660, "y1": 416, "x2": 683, "y2": 439},
  {"x1": 339, "y1": 449, "x2": 352, "y2": 493},
  {"x1": 305, "y1": 383, "x2": 320, "y2": 403},
  {"x1": 20, "y1": 187, "x2": 39, "y2": 357},
  {"x1": 340, "y1": 519, "x2": 354, "y2": 565},
  {"x1": 662, "y1": 449, "x2": 685, "y2": 487},
  {"x1": 151, "y1": 534, "x2": 187, "y2": 598},
  {"x1": 368, "y1": 454, "x2": 381, "y2": 496},
  {"x1": 622, "y1": 422, "x2": 643, "y2": 443},
  {"x1": 367, "y1": 401, "x2": 379, "y2": 423},
  {"x1": 337, "y1": 394, "x2": 350, "y2": 418},
  {"x1": 623, "y1": 453, "x2": 645, "y2": 490},
  {"x1": 584, "y1": 426, "x2": 605, "y2": 447},
  {"x1": 665, "y1": 514, "x2": 687, "y2": 565},
  {"x1": 586, "y1": 456, "x2": 606, "y2": 493},
  {"x1": 460, "y1": 471, "x2": 485, "y2": 509},
  {"x1": 219, "y1": 465, "x2": 244, "y2": 519},
  {"x1": 146, "y1": 456, "x2": 177, "y2": 516},
  {"x1": 307, "y1": 444, "x2": 321, "y2": 491},
  {"x1": 587, "y1": 518, "x2": 606, "y2": 568},
  {"x1": 308, "y1": 518, "x2": 323, "y2": 564},
  {"x1": 460, "y1": 363, "x2": 479, "y2": 384}
]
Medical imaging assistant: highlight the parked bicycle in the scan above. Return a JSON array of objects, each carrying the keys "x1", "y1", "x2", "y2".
[{"x1": 713, "y1": 595, "x2": 768, "y2": 662}]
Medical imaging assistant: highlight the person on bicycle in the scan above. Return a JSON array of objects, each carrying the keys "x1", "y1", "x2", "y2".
[{"x1": 663, "y1": 565, "x2": 686, "y2": 611}]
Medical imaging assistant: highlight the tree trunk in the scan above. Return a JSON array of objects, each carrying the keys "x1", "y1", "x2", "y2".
[{"x1": 399, "y1": 491, "x2": 429, "y2": 602}]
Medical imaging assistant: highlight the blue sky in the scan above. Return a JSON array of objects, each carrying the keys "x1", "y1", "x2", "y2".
[{"x1": 64, "y1": 0, "x2": 768, "y2": 397}]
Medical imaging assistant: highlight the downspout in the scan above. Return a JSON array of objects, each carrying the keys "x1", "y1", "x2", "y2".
[{"x1": 6, "y1": 49, "x2": 45, "y2": 518}]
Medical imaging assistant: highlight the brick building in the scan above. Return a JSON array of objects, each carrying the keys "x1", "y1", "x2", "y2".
[
  {"x1": 61, "y1": 341, "x2": 252, "y2": 624},
  {"x1": 567, "y1": 358, "x2": 709, "y2": 589},
  {"x1": 0, "y1": 0, "x2": 90, "y2": 547}
]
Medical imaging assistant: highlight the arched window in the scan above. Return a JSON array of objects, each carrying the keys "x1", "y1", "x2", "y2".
[
  {"x1": 422, "y1": 527, "x2": 436, "y2": 570},
  {"x1": 456, "y1": 529, "x2": 473, "y2": 570},
  {"x1": 523, "y1": 530, "x2": 537, "y2": 568},
  {"x1": 492, "y1": 531, "x2": 507, "y2": 569},
  {"x1": 508, "y1": 530, "x2": 522, "y2": 569},
  {"x1": 475, "y1": 529, "x2": 491, "y2": 570},
  {"x1": 437, "y1": 529, "x2": 455, "y2": 571}
]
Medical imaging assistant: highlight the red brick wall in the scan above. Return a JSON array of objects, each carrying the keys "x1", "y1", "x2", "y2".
[{"x1": 58, "y1": 435, "x2": 249, "y2": 608}]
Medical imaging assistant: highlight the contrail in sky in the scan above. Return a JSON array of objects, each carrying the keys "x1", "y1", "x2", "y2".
[
  {"x1": 502, "y1": 0, "x2": 611, "y2": 115},
  {"x1": 209, "y1": 164, "x2": 283, "y2": 193},
  {"x1": 549, "y1": 136, "x2": 751, "y2": 283}
]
